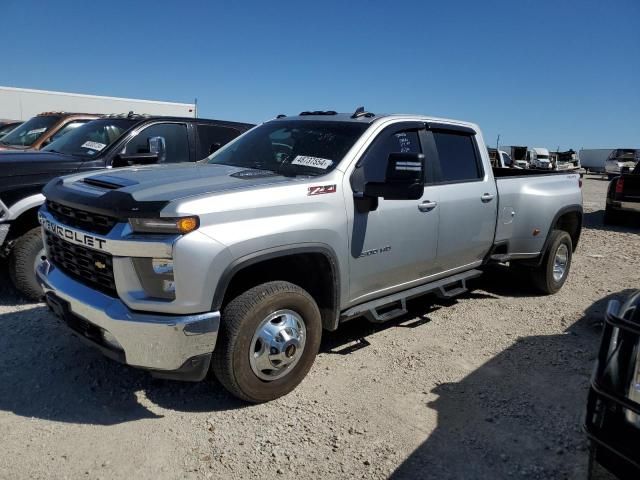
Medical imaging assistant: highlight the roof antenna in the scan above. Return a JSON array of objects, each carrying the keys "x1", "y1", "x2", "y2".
[{"x1": 351, "y1": 106, "x2": 374, "y2": 119}]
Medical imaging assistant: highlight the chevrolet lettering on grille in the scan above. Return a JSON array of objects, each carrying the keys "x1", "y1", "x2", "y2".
[{"x1": 38, "y1": 213, "x2": 107, "y2": 250}]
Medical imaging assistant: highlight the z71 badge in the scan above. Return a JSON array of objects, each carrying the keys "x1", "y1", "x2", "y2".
[{"x1": 308, "y1": 184, "x2": 337, "y2": 196}]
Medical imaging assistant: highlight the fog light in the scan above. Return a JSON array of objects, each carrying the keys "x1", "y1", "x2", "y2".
[
  {"x1": 102, "y1": 330, "x2": 122, "y2": 350},
  {"x1": 152, "y1": 259, "x2": 174, "y2": 274},
  {"x1": 163, "y1": 280, "x2": 176, "y2": 294}
]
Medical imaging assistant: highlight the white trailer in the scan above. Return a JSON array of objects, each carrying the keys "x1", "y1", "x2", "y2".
[
  {"x1": 0, "y1": 86, "x2": 196, "y2": 120},
  {"x1": 579, "y1": 148, "x2": 614, "y2": 173}
]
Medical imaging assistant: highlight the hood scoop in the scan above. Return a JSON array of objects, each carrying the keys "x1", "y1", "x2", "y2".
[
  {"x1": 230, "y1": 169, "x2": 278, "y2": 179},
  {"x1": 83, "y1": 174, "x2": 139, "y2": 190}
]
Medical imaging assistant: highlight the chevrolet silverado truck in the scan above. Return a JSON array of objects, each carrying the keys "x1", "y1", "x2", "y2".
[
  {"x1": 36, "y1": 109, "x2": 583, "y2": 403},
  {"x1": 604, "y1": 162, "x2": 640, "y2": 225},
  {"x1": 0, "y1": 114, "x2": 253, "y2": 299}
]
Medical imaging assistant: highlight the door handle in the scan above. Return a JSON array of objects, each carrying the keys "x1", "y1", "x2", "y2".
[
  {"x1": 481, "y1": 193, "x2": 495, "y2": 203},
  {"x1": 418, "y1": 200, "x2": 438, "y2": 212}
]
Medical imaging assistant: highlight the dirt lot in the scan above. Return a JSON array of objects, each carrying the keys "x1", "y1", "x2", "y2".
[{"x1": 0, "y1": 175, "x2": 638, "y2": 480}]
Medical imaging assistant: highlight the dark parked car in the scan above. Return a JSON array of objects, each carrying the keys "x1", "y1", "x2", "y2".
[
  {"x1": 585, "y1": 290, "x2": 640, "y2": 479},
  {"x1": 605, "y1": 162, "x2": 640, "y2": 225},
  {"x1": 0, "y1": 113, "x2": 254, "y2": 299},
  {"x1": 0, "y1": 120, "x2": 22, "y2": 139}
]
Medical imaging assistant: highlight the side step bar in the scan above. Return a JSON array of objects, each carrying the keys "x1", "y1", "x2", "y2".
[{"x1": 341, "y1": 269, "x2": 483, "y2": 323}]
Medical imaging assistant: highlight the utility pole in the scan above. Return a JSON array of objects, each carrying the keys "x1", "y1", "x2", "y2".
[{"x1": 496, "y1": 134, "x2": 501, "y2": 151}]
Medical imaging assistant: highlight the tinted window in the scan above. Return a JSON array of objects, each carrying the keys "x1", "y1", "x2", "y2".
[
  {"x1": 0, "y1": 122, "x2": 21, "y2": 138},
  {"x1": 49, "y1": 120, "x2": 89, "y2": 142},
  {"x1": 433, "y1": 132, "x2": 481, "y2": 182},
  {"x1": 0, "y1": 115, "x2": 60, "y2": 147},
  {"x1": 196, "y1": 124, "x2": 241, "y2": 158},
  {"x1": 207, "y1": 121, "x2": 367, "y2": 176},
  {"x1": 502, "y1": 153, "x2": 513, "y2": 166},
  {"x1": 352, "y1": 129, "x2": 422, "y2": 190},
  {"x1": 43, "y1": 118, "x2": 135, "y2": 157},
  {"x1": 125, "y1": 123, "x2": 189, "y2": 163}
]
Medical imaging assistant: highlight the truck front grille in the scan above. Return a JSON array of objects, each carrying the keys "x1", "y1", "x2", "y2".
[
  {"x1": 45, "y1": 231, "x2": 117, "y2": 297},
  {"x1": 46, "y1": 201, "x2": 117, "y2": 235}
]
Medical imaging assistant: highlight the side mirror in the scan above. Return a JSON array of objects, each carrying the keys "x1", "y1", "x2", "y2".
[
  {"x1": 112, "y1": 152, "x2": 159, "y2": 168},
  {"x1": 148, "y1": 136, "x2": 166, "y2": 162},
  {"x1": 363, "y1": 152, "x2": 425, "y2": 200}
]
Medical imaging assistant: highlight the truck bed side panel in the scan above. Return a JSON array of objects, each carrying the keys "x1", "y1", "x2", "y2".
[{"x1": 495, "y1": 173, "x2": 582, "y2": 256}]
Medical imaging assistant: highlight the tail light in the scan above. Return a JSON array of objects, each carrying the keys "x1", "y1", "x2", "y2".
[{"x1": 616, "y1": 177, "x2": 624, "y2": 195}]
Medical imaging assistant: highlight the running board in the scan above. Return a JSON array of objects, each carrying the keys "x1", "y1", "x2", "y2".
[{"x1": 341, "y1": 269, "x2": 483, "y2": 323}]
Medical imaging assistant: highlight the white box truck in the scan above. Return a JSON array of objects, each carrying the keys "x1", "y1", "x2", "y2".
[{"x1": 0, "y1": 86, "x2": 197, "y2": 120}]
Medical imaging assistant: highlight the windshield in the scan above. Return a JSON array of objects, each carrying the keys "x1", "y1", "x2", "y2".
[
  {"x1": 206, "y1": 120, "x2": 368, "y2": 176},
  {"x1": 537, "y1": 154, "x2": 549, "y2": 159},
  {"x1": 0, "y1": 115, "x2": 60, "y2": 147},
  {"x1": 42, "y1": 118, "x2": 136, "y2": 157},
  {"x1": 608, "y1": 149, "x2": 639, "y2": 162}
]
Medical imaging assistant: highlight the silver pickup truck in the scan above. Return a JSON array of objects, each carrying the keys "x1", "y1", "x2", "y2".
[{"x1": 36, "y1": 109, "x2": 583, "y2": 402}]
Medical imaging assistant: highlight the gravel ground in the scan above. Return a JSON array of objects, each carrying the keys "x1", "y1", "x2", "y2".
[{"x1": 0, "y1": 174, "x2": 638, "y2": 480}]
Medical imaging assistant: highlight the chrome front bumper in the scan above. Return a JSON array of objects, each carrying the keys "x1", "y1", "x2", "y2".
[{"x1": 36, "y1": 259, "x2": 220, "y2": 373}]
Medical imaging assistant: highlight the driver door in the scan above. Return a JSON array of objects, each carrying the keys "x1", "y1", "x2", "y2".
[{"x1": 345, "y1": 123, "x2": 440, "y2": 305}]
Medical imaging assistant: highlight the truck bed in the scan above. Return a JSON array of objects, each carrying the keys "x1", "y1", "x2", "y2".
[{"x1": 493, "y1": 168, "x2": 582, "y2": 256}]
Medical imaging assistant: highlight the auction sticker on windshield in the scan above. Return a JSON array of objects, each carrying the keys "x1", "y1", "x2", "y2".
[
  {"x1": 291, "y1": 156, "x2": 333, "y2": 169},
  {"x1": 81, "y1": 141, "x2": 107, "y2": 151},
  {"x1": 27, "y1": 128, "x2": 47, "y2": 135}
]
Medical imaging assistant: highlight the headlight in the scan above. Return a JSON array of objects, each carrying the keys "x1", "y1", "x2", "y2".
[{"x1": 129, "y1": 216, "x2": 199, "y2": 234}]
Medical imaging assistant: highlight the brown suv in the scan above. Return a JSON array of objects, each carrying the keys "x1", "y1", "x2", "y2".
[{"x1": 0, "y1": 112, "x2": 100, "y2": 151}]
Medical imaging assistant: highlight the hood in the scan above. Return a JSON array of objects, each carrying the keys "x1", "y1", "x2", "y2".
[
  {"x1": 43, "y1": 162, "x2": 309, "y2": 217},
  {"x1": 0, "y1": 150, "x2": 83, "y2": 178}
]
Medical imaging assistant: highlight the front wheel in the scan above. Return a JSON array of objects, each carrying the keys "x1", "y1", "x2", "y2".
[
  {"x1": 530, "y1": 230, "x2": 573, "y2": 294},
  {"x1": 9, "y1": 227, "x2": 46, "y2": 301},
  {"x1": 212, "y1": 281, "x2": 322, "y2": 403}
]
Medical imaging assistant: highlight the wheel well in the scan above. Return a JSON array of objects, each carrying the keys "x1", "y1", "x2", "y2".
[
  {"x1": 554, "y1": 210, "x2": 582, "y2": 251},
  {"x1": 220, "y1": 252, "x2": 339, "y2": 331},
  {"x1": 7, "y1": 207, "x2": 41, "y2": 243}
]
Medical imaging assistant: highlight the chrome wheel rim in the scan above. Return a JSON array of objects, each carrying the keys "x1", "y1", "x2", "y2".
[
  {"x1": 33, "y1": 247, "x2": 46, "y2": 274},
  {"x1": 249, "y1": 309, "x2": 306, "y2": 381},
  {"x1": 553, "y1": 244, "x2": 569, "y2": 282}
]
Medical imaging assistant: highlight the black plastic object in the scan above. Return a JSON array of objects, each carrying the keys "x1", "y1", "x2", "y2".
[{"x1": 585, "y1": 290, "x2": 640, "y2": 479}]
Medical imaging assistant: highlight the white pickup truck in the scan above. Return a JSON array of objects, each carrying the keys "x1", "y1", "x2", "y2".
[{"x1": 37, "y1": 109, "x2": 583, "y2": 402}]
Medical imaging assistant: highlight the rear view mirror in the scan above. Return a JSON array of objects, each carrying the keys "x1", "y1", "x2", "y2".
[{"x1": 209, "y1": 142, "x2": 222, "y2": 155}]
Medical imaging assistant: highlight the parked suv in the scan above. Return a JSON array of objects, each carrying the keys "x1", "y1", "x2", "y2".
[
  {"x1": 0, "y1": 112, "x2": 101, "y2": 151},
  {"x1": 0, "y1": 113, "x2": 254, "y2": 299},
  {"x1": 605, "y1": 149, "x2": 640, "y2": 180},
  {"x1": 37, "y1": 109, "x2": 582, "y2": 402}
]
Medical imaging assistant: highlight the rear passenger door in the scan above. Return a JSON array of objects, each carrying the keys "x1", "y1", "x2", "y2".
[
  {"x1": 195, "y1": 124, "x2": 243, "y2": 160},
  {"x1": 430, "y1": 126, "x2": 497, "y2": 272}
]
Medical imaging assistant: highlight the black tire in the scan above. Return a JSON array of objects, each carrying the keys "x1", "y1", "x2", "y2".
[
  {"x1": 9, "y1": 227, "x2": 45, "y2": 301},
  {"x1": 212, "y1": 281, "x2": 322, "y2": 403},
  {"x1": 603, "y1": 205, "x2": 622, "y2": 226},
  {"x1": 530, "y1": 230, "x2": 572, "y2": 295}
]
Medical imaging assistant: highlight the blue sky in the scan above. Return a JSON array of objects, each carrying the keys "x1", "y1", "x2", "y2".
[{"x1": 1, "y1": 0, "x2": 638, "y2": 149}]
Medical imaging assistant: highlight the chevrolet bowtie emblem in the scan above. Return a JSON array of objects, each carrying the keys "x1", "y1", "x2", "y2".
[{"x1": 94, "y1": 261, "x2": 106, "y2": 270}]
